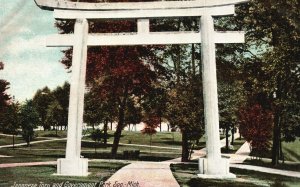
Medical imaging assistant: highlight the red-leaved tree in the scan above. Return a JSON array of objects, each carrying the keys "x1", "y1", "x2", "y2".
[
  {"x1": 141, "y1": 115, "x2": 160, "y2": 153},
  {"x1": 238, "y1": 104, "x2": 273, "y2": 158},
  {"x1": 56, "y1": 0, "x2": 167, "y2": 158}
]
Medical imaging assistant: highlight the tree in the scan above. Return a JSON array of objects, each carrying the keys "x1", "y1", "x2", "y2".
[
  {"x1": 51, "y1": 82, "x2": 70, "y2": 130},
  {"x1": 0, "y1": 102, "x2": 20, "y2": 148},
  {"x1": 55, "y1": 1, "x2": 166, "y2": 158},
  {"x1": 239, "y1": 104, "x2": 273, "y2": 159},
  {"x1": 141, "y1": 86, "x2": 167, "y2": 132},
  {"x1": 46, "y1": 100, "x2": 63, "y2": 136},
  {"x1": 141, "y1": 115, "x2": 159, "y2": 153},
  {"x1": 0, "y1": 62, "x2": 10, "y2": 112},
  {"x1": 218, "y1": 82, "x2": 245, "y2": 152},
  {"x1": 19, "y1": 100, "x2": 40, "y2": 146},
  {"x1": 215, "y1": 0, "x2": 299, "y2": 165},
  {"x1": 32, "y1": 87, "x2": 54, "y2": 130},
  {"x1": 125, "y1": 97, "x2": 142, "y2": 132},
  {"x1": 90, "y1": 129, "x2": 104, "y2": 153}
]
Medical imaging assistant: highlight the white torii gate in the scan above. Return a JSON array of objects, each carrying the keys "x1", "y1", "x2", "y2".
[{"x1": 35, "y1": 0, "x2": 248, "y2": 178}]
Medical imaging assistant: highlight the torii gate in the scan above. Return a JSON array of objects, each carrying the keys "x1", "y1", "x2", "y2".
[{"x1": 35, "y1": 0, "x2": 248, "y2": 178}]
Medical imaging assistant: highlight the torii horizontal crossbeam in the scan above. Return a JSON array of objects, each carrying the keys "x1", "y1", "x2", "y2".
[
  {"x1": 34, "y1": 0, "x2": 249, "y2": 11},
  {"x1": 54, "y1": 5, "x2": 235, "y2": 19},
  {"x1": 46, "y1": 31, "x2": 244, "y2": 47}
]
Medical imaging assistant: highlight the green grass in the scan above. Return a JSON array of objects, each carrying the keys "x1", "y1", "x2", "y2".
[
  {"x1": 0, "y1": 161, "x2": 127, "y2": 187},
  {"x1": 282, "y1": 139, "x2": 300, "y2": 162},
  {"x1": 35, "y1": 130, "x2": 67, "y2": 138},
  {"x1": 0, "y1": 135, "x2": 182, "y2": 164},
  {"x1": 171, "y1": 163, "x2": 300, "y2": 187},
  {"x1": 0, "y1": 135, "x2": 25, "y2": 146},
  {"x1": 83, "y1": 130, "x2": 183, "y2": 148},
  {"x1": 0, "y1": 130, "x2": 67, "y2": 146}
]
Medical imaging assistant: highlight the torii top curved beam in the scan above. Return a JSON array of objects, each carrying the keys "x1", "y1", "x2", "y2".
[{"x1": 34, "y1": 0, "x2": 249, "y2": 11}]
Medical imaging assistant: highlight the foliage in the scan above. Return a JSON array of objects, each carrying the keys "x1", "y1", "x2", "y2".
[
  {"x1": 32, "y1": 87, "x2": 54, "y2": 130},
  {"x1": 46, "y1": 100, "x2": 63, "y2": 135},
  {"x1": 90, "y1": 129, "x2": 104, "y2": 153},
  {"x1": 32, "y1": 82, "x2": 70, "y2": 131},
  {"x1": 239, "y1": 104, "x2": 273, "y2": 158},
  {"x1": 215, "y1": 0, "x2": 300, "y2": 165},
  {"x1": 51, "y1": 82, "x2": 70, "y2": 130},
  {"x1": 55, "y1": 0, "x2": 167, "y2": 157},
  {"x1": 218, "y1": 81, "x2": 246, "y2": 151},
  {"x1": 141, "y1": 115, "x2": 160, "y2": 136},
  {"x1": 0, "y1": 62, "x2": 10, "y2": 112},
  {"x1": 19, "y1": 100, "x2": 40, "y2": 146},
  {"x1": 0, "y1": 102, "x2": 20, "y2": 135}
]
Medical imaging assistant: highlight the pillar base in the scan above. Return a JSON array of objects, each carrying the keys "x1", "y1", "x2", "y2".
[
  {"x1": 56, "y1": 158, "x2": 89, "y2": 176},
  {"x1": 198, "y1": 157, "x2": 236, "y2": 179}
]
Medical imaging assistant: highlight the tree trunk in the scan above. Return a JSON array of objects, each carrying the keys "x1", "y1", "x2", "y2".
[
  {"x1": 231, "y1": 125, "x2": 235, "y2": 145},
  {"x1": 110, "y1": 121, "x2": 113, "y2": 130},
  {"x1": 55, "y1": 124, "x2": 58, "y2": 136},
  {"x1": 181, "y1": 130, "x2": 189, "y2": 162},
  {"x1": 111, "y1": 102, "x2": 126, "y2": 158},
  {"x1": 103, "y1": 119, "x2": 108, "y2": 146},
  {"x1": 272, "y1": 114, "x2": 281, "y2": 166},
  {"x1": 225, "y1": 125, "x2": 229, "y2": 152},
  {"x1": 279, "y1": 135, "x2": 284, "y2": 163},
  {"x1": 159, "y1": 117, "x2": 162, "y2": 132}
]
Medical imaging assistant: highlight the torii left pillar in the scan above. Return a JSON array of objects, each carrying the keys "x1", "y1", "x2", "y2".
[{"x1": 57, "y1": 19, "x2": 89, "y2": 176}]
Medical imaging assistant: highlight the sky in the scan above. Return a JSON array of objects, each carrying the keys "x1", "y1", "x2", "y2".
[{"x1": 0, "y1": 0, "x2": 70, "y2": 102}]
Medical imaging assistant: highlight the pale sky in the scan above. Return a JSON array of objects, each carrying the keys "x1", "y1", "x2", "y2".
[{"x1": 0, "y1": 0, "x2": 70, "y2": 102}]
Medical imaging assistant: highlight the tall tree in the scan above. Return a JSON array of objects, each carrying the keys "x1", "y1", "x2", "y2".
[
  {"x1": 19, "y1": 100, "x2": 40, "y2": 146},
  {"x1": 0, "y1": 102, "x2": 20, "y2": 148},
  {"x1": 52, "y1": 82, "x2": 70, "y2": 130},
  {"x1": 46, "y1": 100, "x2": 63, "y2": 136},
  {"x1": 55, "y1": 0, "x2": 166, "y2": 158},
  {"x1": 32, "y1": 87, "x2": 54, "y2": 130},
  {"x1": 215, "y1": 0, "x2": 299, "y2": 165},
  {"x1": 239, "y1": 104, "x2": 274, "y2": 158}
]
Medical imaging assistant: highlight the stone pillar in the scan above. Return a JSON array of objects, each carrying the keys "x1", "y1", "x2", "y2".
[
  {"x1": 57, "y1": 18, "x2": 89, "y2": 176},
  {"x1": 198, "y1": 14, "x2": 235, "y2": 178}
]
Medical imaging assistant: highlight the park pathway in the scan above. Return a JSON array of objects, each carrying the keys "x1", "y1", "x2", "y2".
[
  {"x1": 105, "y1": 161, "x2": 180, "y2": 187},
  {"x1": 104, "y1": 132, "x2": 240, "y2": 187}
]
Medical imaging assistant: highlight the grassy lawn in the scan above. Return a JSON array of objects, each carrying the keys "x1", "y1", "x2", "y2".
[
  {"x1": 243, "y1": 138, "x2": 300, "y2": 171},
  {"x1": 0, "y1": 134, "x2": 183, "y2": 163},
  {"x1": 171, "y1": 163, "x2": 300, "y2": 187},
  {"x1": 282, "y1": 139, "x2": 300, "y2": 162},
  {"x1": 0, "y1": 130, "x2": 67, "y2": 146},
  {"x1": 35, "y1": 130, "x2": 67, "y2": 138},
  {"x1": 83, "y1": 130, "x2": 183, "y2": 148},
  {"x1": 221, "y1": 138, "x2": 246, "y2": 154},
  {"x1": 0, "y1": 161, "x2": 127, "y2": 187},
  {"x1": 1, "y1": 131, "x2": 245, "y2": 163},
  {"x1": 0, "y1": 135, "x2": 25, "y2": 146},
  {"x1": 243, "y1": 158, "x2": 300, "y2": 172}
]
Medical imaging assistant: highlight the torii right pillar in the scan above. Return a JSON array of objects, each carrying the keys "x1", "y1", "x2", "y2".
[{"x1": 198, "y1": 11, "x2": 243, "y2": 179}]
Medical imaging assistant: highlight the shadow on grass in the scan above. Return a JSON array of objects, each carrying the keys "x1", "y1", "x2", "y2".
[
  {"x1": 155, "y1": 140, "x2": 182, "y2": 146},
  {"x1": 244, "y1": 159, "x2": 300, "y2": 172},
  {"x1": 171, "y1": 163, "x2": 300, "y2": 187},
  {"x1": 283, "y1": 147, "x2": 300, "y2": 162}
]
